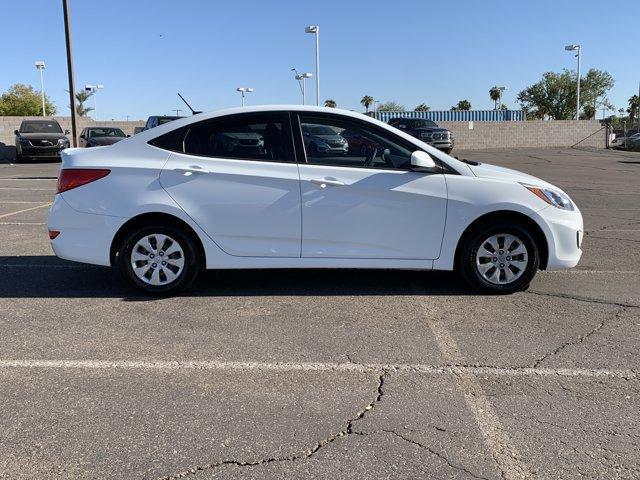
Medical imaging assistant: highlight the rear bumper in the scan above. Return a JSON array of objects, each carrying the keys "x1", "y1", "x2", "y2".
[{"x1": 47, "y1": 195, "x2": 126, "y2": 266}]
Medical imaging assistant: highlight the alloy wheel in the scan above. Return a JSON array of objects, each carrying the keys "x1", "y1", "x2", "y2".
[
  {"x1": 475, "y1": 233, "x2": 528, "y2": 285},
  {"x1": 130, "y1": 234, "x2": 185, "y2": 286}
]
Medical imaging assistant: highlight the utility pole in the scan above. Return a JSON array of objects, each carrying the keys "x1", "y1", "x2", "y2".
[{"x1": 62, "y1": 0, "x2": 78, "y2": 146}]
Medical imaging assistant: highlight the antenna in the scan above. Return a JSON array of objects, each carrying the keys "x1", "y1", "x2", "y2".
[{"x1": 177, "y1": 92, "x2": 201, "y2": 115}]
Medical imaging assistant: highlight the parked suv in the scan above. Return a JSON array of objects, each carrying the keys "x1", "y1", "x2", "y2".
[
  {"x1": 388, "y1": 117, "x2": 454, "y2": 154},
  {"x1": 143, "y1": 116, "x2": 184, "y2": 131},
  {"x1": 14, "y1": 119, "x2": 70, "y2": 162}
]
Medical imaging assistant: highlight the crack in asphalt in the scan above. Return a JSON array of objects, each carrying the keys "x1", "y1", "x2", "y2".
[
  {"x1": 373, "y1": 429, "x2": 490, "y2": 479},
  {"x1": 531, "y1": 307, "x2": 626, "y2": 368},
  {"x1": 526, "y1": 290, "x2": 639, "y2": 309},
  {"x1": 161, "y1": 371, "x2": 389, "y2": 479}
]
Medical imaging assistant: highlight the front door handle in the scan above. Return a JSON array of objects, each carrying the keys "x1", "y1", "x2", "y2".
[
  {"x1": 174, "y1": 165, "x2": 209, "y2": 175},
  {"x1": 310, "y1": 178, "x2": 345, "y2": 188}
]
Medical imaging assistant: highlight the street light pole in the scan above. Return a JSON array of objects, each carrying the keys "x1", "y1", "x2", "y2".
[
  {"x1": 85, "y1": 84, "x2": 104, "y2": 120},
  {"x1": 35, "y1": 61, "x2": 46, "y2": 116},
  {"x1": 236, "y1": 87, "x2": 253, "y2": 106},
  {"x1": 565, "y1": 44, "x2": 581, "y2": 120},
  {"x1": 305, "y1": 26, "x2": 320, "y2": 106},
  {"x1": 293, "y1": 70, "x2": 313, "y2": 105},
  {"x1": 62, "y1": 0, "x2": 78, "y2": 146}
]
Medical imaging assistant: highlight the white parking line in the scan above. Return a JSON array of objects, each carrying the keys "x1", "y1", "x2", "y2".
[
  {"x1": 0, "y1": 203, "x2": 51, "y2": 219},
  {"x1": 0, "y1": 359, "x2": 635, "y2": 378},
  {"x1": 425, "y1": 311, "x2": 532, "y2": 479}
]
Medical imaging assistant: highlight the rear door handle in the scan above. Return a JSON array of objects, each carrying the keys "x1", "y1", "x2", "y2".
[
  {"x1": 310, "y1": 178, "x2": 345, "y2": 188},
  {"x1": 174, "y1": 165, "x2": 209, "y2": 175}
]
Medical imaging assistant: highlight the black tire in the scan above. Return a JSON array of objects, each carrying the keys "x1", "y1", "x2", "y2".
[
  {"x1": 458, "y1": 219, "x2": 539, "y2": 294},
  {"x1": 117, "y1": 224, "x2": 201, "y2": 295}
]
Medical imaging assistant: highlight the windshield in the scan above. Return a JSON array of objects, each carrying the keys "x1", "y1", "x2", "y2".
[
  {"x1": 158, "y1": 117, "x2": 182, "y2": 125},
  {"x1": 411, "y1": 119, "x2": 438, "y2": 129},
  {"x1": 87, "y1": 128, "x2": 125, "y2": 138},
  {"x1": 20, "y1": 121, "x2": 63, "y2": 134}
]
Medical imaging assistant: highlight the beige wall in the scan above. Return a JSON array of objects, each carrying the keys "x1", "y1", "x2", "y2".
[
  {"x1": 1, "y1": 116, "x2": 606, "y2": 160},
  {"x1": 440, "y1": 120, "x2": 605, "y2": 150}
]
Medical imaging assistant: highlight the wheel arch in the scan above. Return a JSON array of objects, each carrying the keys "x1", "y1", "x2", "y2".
[
  {"x1": 109, "y1": 212, "x2": 206, "y2": 268},
  {"x1": 453, "y1": 210, "x2": 549, "y2": 271}
]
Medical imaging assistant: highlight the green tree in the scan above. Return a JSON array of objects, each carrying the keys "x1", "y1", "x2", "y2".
[
  {"x1": 377, "y1": 101, "x2": 406, "y2": 112},
  {"x1": 73, "y1": 90, "x2": 94, "y2": 117},
  {"x1": 360, "y1": 95, "x2": 374, "y2": 113},
  {"x1": 451, "y1": 99, "x2": 471, "y2": 111},
  {"x1": 517, "y1": 68, "x2": 614, "y2": 120},
  {"x1": 581, "y1": 105, "x2": 596, "y2": 120},
  {"x1": 0, "y1": 83, "x2": 56, "y2": 116},
  {"x1": 489, "y1": 86, "x2": 501, "y2": 110},
  {"x1": 627, "y1": 95, "x2": 640, "y2": 123},
  {"x1": 414, "y1": 103, "x2": 430, "y2": 111}
]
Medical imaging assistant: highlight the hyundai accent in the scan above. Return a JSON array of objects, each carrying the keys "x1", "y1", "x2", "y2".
[{"x1": 47, "y1": 106, "x2": 583, "y2": 295}]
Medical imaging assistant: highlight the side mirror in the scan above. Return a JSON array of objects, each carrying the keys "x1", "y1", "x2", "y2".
[
  {"x1": 65, "y1": 129, "x2": 71, "y2": 135},
  {"x1": 14, "y1": 130, "x2": 19, "y2": 135},
  {"x1": 126, "y1": 134, "x2": 131, "y2": 137},
  {"x1": 410, "y1": 150, "x2": 437, "y2": 171},
  {"x1": 79, "y1": 134, "x2": 85, "y2": 139}
]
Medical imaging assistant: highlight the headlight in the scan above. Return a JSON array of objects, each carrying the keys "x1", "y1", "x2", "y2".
[
  {"x1": 522, "y1": 184, "x2": 574, "y2": 211},
  {"x1": 57, "y1": 138, "x2": 70, "y2": 147}
]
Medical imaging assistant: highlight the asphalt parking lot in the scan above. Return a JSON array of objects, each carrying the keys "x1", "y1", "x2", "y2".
[{"x1": 0, "y1": 147, "x2": 639, "y2": 479}]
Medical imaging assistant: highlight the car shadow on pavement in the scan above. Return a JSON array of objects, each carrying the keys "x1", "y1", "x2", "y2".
[{"x1": 0, "y1": 256, "x2": 476, "y2": 299}]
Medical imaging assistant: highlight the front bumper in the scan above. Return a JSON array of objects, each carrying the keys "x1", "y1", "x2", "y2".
[
  {"x1": 47, "y1": 195, "x2": 127, "y2": 266},
  {"x1": 533, "y1": 205, "x2": 583, "y2": 270},
  {"x1": 20, "y1": 145, "x2": 65, "y2": 158}
]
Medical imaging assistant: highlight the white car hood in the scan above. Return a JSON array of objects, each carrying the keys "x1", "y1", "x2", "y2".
[{"x1": 467, "y1": 162, "x2": 554, "y2": 188}]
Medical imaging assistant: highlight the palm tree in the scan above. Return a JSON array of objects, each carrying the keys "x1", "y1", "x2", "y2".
[
  {"x1": 627, "y1": 95, "x2": 640, "y2": 123},
  {"x1": 324, "y1": 99, "x2": 337, "y2": 108},
  {"x1": 414, "y1": 103, "x2": 430, "y2": 112},
  {"x1": 451, "y1": 100, "x2": 471, "y2": 111},
  {"x1": 489, "y1": 87, "x2": 501, "y2": 110},
  {"x1": 360, "y1": 95, "x2": 374, "y2": 113},
  {"x1": 75, "y1": 90, "x2": 94, "y2": 117}
]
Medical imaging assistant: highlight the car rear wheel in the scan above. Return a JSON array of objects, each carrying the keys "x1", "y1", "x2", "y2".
[
  {"x1": 458, "y1": 219, "x2": 539, "y2": 294},
  {"x1": 117, "y1": 225, "x2": 200, "y2": 295}
]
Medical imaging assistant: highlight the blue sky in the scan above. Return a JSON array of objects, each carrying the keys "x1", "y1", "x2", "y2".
[{"x1": 3, "y1": 0, "x2": 639, "y2": 120}]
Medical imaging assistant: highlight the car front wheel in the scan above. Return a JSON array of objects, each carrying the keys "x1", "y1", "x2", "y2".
[
  {"x1": 458, "y1": 220, "x2": 539, "y2": 294},
  {"x1": 117, "y1": 225, "x2": 200, "y2": 295}
]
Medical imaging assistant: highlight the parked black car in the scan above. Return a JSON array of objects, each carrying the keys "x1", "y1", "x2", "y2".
[
  {"x1": 79, "y1": 127, "x2": 128, "y2": 147},
  {"x1": 387, "y1": 117, "x2": 454, "y2": 154},
  {"x1": 14, "y1": 119, "x2": 70, "y2": 162}
]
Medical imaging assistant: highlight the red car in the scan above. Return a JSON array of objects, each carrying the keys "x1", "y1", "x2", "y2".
[{"x1": 340, "y1": 129, "x2": 384, "y2": 157}]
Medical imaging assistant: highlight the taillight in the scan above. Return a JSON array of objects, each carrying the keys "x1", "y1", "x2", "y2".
[{"x1": 57, "y1": 169, "x2": 110, "y2": 194}]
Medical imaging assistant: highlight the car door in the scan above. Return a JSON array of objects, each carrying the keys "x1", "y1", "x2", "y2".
[
  {"x1": 295, "y1": 113, "x2": 447, "y2": 259},
  {"x1": 159, "y1": 112, "x2": 302, "y2": 257}
]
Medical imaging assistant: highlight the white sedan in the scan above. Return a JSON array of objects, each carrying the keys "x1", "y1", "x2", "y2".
[{"x1": 47, "y1": 106, "x2": 583, "y2": 295}]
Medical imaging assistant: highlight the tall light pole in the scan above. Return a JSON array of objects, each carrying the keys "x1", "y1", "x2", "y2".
[
  {"x1": 85, "y1": 84, "x2": 104, "y2": 120},
  {"x1": 236, "y1": 87, "x2": 253, "y2": 106},
  {"x1": 34, "y1": 61, "x2": 46, "y2": 116},
  {"x1": 565, "y1": 44, "x2": 581, "y2": 120},
  {"x1": 305, "y1": 25, "x2": 320, "y2": 106},
  {"x1": 497, "y1": 86, "x2": 506, "y2": 110},
  {"x1": 291, "y1": 68, "x2": 313, "y2": 105},
  {"x1": 62, "y1": 0, "x2": 78, "y2": 146}
]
